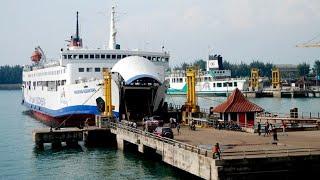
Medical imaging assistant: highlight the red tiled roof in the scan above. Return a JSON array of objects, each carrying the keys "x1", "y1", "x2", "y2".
[{"x1": 213, "y1": 88, "x2": 264, "y2": 113}]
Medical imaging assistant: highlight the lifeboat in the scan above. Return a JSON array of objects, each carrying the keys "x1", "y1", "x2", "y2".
[{"x1": 31, "y1": 50, "x2": 42, "y2": 63}]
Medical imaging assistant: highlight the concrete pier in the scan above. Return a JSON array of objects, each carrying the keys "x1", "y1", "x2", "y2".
[
  {"x1": 33, "y1": 122, "x2": 320, "y2": 179},
  {"x1": 105, "y1": 122, "x2": 320, "y2": 179},
  {"x1": 33, "y1": 128, "x2": 83, "y2": 149}
]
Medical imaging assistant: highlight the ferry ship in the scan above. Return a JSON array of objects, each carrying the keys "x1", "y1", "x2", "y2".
[
  {"x1": 22, "y1": 7, "x2": 170, "y2": 127},
  {"x1": 166, "y1": 55, "x2": 249, "y2": 96}
]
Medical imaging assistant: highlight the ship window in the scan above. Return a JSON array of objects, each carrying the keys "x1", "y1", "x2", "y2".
[
  {"x1": 123, "y1": 55, "x2": 127, "y2": 58},
  {"x1": 111, "y1": 55, "x2": 116, "y2": 59},
  {"x1": 87, "y1": 68, "x2": 93, "y2": 72},
  {"x1": 95, "y1": 54, "x2": 100, "y2": 59},
  {"x1": 90, "y1": 54, "x2": 94, "y2": 59},
  {"x1": 95, "y1": 68, "x2": 101, "y2": 72},
  {"x1": 107, "y1": 54, "x2": 111, "y2": 59},
  {"x1": 101, "y1": 54, "x2": 106, "y2": 59},
  {"x1": 147, "y1": 56, "x2": 151, "y2": 60},
  {"x1": 63, "y1": 55, "x2": 67, "y2": 59},
  {"x1": 68, "y1": 55, "x2": 72, "y2": 59},
  {"x1": 217, "y1": 83, "x2": 222, "y2": 87},
  {"x1": 179, "y1": 78, "x2": 183, "y2": 83},
  {"x1": 157, "y1": 57, "x2": 160, "y2": 61},
  {"x1": 228, "y1": 82, "x2": 233, "y2": 87},
  {"x1": 61, "y1": 80, "x2": 66, "y2": 85},
  {"x1": 117, "y1": 54, "x2": 121, "y2": 59},
  {"x1": 165, "y1": 57, "x2": 169, "y2": 62},
  {"x1": 73, "y1": 54, "x2": 78, "y2": 59},
  {"x1": 79, "y1": 54, "x2": 83, "y2": 59},
  {"x1": 79, "y1": 68, "x2": 84, "y2": 72},
  {"x1": 223, "y1": 82, "x2": 227, "y2": 87},
  {"x1": 84, "y1": 54, "x2": 89, "y2": 59},
  {"x1": 204, "y1": 77, "x2": 208, "y2": 81},
  {"x1": 213, "y1": 83, "x2": 216, "y2": 87},
  {"x1": 234, "y1": 82, "x2": 237, "y2": 87}
]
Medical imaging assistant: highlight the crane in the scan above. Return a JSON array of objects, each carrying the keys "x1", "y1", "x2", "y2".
[
  {"x1": 296, "y1": 34, "x2": 320, "y2": 48},
  {"x1": 296, "y1": 42, "x2": 320, "y2": 48}
]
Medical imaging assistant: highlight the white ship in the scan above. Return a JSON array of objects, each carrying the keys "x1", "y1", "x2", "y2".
[
  {"x1": 22, "y1": 7, "x2": 169, "y2": 127},
  {"x1": 166, "y1": 55, "x2": 248, "y2": 96}
]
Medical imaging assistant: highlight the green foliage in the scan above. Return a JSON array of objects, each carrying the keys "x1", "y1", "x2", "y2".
[
  {"x1": 193, "y1": 59, "x2": 206, "y2": 71},
  {"x1": 0, "y1": 65, "x2": 23, "y2": 84},
  {"x1": 173, "y1": 59, "x2": 206, "y2": 71},
  {"x1": 297, "y1": 62, "x2": 310, "y2": 77},
  {"x1": 222, "y1": 61, "x2": 274, "y2": 78},
  {"x1": 313, "y1": 60, "x2": 320, "y2": 75}
]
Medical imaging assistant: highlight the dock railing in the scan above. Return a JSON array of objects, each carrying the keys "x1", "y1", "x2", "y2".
[
  {"x1": 257, "y1": 111, "x2": 320, "y2": 119},
  {"x1": 221, "y1": 147, "x2": 320, "y2": 160},
  {"x1": 106, "y1": 121, "x2": 210, "y2": 156},
  {"x1": 104, "y1": 121, "x2": 320, "y2": 160}
]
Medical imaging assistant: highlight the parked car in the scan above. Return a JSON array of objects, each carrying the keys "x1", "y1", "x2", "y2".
[
  {"x1": 143, "y1": 120, "x2": 159, "y2": 132},
  {"x1": 154, "y1": 127, "x2": 174, "y2": 139}
]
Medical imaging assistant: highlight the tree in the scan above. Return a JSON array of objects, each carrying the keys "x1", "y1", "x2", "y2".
[
  {"x1": 313, "y1": 60, "x2": 320, "y2": 76},
  {"x1": 297, "y1": 62, "x2": 310, "y2": 77},
  {"x1": 193, "y1": 59, "x2": 206, "y2": 71},
  {"x1": 0, "y1": 65, "x2": 23, "y2": 84}
]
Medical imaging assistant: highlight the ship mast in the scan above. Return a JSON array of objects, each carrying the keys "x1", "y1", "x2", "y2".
[
  {"x1": 68, "y1": 11, "x2": 83, "y2": 49},
  {"x1": 76, "y1": 11, "x2": 80, "y2": 40},
  {"x1": 108, "y1": 6, "x2": 117, "y2": 50}
]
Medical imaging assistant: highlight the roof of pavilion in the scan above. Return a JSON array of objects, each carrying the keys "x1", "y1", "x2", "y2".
[{"x1": 212, "y1": 88, "x2": 264, "y2": 113}]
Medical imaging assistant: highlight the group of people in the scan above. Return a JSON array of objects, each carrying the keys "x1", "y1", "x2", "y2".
[{"x1": 257, "y1": 121, "x2": 288, "y2": 142}]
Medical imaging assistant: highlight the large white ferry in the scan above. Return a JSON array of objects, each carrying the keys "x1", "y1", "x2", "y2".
[
  {"x1": 166, "y1": 55, "x2": 248, "y2": 96},
  {"x1": 22, "y1": 7, "x2": 170, "y2": 127}
]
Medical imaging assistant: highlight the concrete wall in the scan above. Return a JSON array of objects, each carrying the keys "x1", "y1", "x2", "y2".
[{"x1": 110, "y1": 128, "x2": 219, "y2": 180}]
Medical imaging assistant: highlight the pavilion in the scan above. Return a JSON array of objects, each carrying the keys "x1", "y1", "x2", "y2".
[{"x1": 212, "y1": 88, "x2": 264, "y2": 128}]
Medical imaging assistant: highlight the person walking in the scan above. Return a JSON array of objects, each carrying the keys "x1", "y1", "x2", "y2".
[
  {"x1": 257, "y1": 122, "x2": 261, "y2": 136},
  {"x1": 282, "y1": 120, "x2": 287, "y2": 136},
  {"x1": 268, "y1": 123, "x2": 273, "y2": 136},
  {"x1": 264, "y1": 122, "x2": 269, "y2": 137},
  {"x1": 273, "y1": 125, "x2": 278, "y2": 141},
  {"x1": 213, "y1": 143, "x2": 221, "y2": 160},
  {"x1": 176, "y1": 123, "x2": 180, "y2": 135}
]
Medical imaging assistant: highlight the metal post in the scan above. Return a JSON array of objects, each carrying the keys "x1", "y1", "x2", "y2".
[{"x1": 103, "y1": 70, "x2": 112, "y2": 117}]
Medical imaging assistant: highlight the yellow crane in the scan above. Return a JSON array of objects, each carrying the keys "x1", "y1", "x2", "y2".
[{"x1": 182, "y1": 67, "x2": 200, "y2": 125}]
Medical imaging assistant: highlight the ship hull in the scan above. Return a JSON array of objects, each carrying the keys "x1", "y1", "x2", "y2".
[{"x1": 31, "y1": 110, "x2": 95, "y2": 127}]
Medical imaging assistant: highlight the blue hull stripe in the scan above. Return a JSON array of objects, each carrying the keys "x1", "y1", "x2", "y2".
[{"x1": 23, "y1": 101, "x2": 119, "y2": 118}]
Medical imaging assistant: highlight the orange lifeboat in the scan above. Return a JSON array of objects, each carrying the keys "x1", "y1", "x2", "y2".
[{"x1": 31, "y1": 50, "x2": 42, "y2": 63}]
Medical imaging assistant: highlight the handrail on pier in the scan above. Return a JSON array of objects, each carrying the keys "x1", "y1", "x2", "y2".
[{"x1": 104, "y1": 121, "x2": 320, "y2": 160}]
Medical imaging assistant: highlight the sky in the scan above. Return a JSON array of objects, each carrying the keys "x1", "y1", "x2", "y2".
[{"x1": 1, "y1": 0, "x2": 320, "y2": 67}]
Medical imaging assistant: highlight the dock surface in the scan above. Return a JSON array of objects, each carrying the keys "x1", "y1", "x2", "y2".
[{"x1": 175, "y1": 126, "x2": 320, "y2": 148}]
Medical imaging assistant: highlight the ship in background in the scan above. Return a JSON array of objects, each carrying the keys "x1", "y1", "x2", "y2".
[
  {"x1": 166, "y1": 55, "x2": 249, "y2": 96},
  {"x1": 22, "y1": 7, "x2": 170, "y2": 127}
]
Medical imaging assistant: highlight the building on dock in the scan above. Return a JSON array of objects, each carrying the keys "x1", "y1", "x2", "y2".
[{"x1": 212, "y1": 88, "x2": 264, "y2": 129}]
